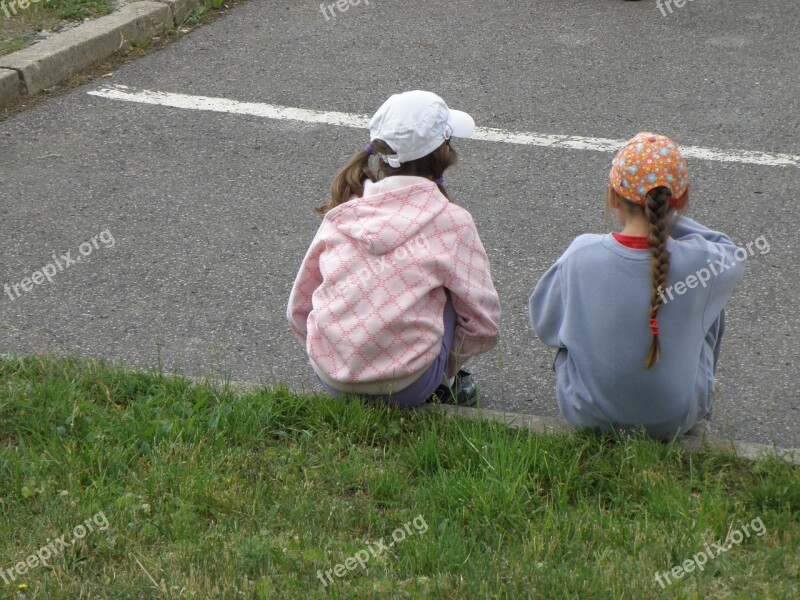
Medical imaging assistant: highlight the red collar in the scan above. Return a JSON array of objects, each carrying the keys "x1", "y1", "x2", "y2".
[{"x1": 612, "y1": 232, "x2": 650, "y2": 249}]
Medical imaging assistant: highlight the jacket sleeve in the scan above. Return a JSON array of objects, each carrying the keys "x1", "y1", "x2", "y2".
[
  {"x1": 528, "y1": 259, "x2": 565, "y2": 349},
  {"x1": 287, "y1": 230, "x2": 325, "y2": 344},
  {"x1": 443, "y1": 217, "x2": 501, "y2": 366},
  {"x1": 670, "y1": 216, "x2": 747, "y2": 330}
]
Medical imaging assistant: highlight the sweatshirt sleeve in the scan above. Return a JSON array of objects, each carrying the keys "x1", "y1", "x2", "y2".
[
  {"x1": 444, "y1": 217, "x2": 501, "y2": 364},
  {"x1": 287, "y1": 229, "x2": 325, "y2": 344},
  {"x1": 670, "y1": 216, "x2": 747, "y2": 330},
  {"x1": 528, "y1": 259, "x2": 565, "y2": 349},
  {"x1": 671, "y1": 215, "x2": 739, "y2": 247}
]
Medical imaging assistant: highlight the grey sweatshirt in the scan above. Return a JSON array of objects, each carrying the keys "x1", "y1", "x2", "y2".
[{"x1": 529, "y1": 217, "x2": 746, "y2": 440}]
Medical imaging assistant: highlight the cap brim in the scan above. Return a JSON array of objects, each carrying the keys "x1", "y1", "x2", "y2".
[{"x1": 448, "y1": 109, "x2": 475, "y2": 139}]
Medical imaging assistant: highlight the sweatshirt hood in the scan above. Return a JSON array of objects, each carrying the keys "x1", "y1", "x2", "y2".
[{"x1": 327, "y1": 176, "x2": 449, "y2": 255}]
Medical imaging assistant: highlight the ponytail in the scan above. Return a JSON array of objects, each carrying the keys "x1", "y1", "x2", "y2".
[
  {"x1": 316, "y1": 149, "x2": 375, "y2": 215},
  {"x1": 643, "y1": 187, "x2": 673, "y2": 369},
  {"x1": 316, "y1": 138, "x2": 458, "y2": 215}
]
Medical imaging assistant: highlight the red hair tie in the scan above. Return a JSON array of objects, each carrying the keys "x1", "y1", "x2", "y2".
[
  {"x1": 668, "y1": 196, "x2": 679, "y2": 207},
  {"x1": 649, "y1": 318, "x2": 660, "y2": 336}
]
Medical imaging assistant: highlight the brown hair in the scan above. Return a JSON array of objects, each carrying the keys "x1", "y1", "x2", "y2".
[
  {"x1": 316, "y1": 139, "x2": 458, "y2": 215},
  {"x1": 608, "y1": 186, "x2": 676, "y2": 369},
  {"x1": 643, "y1": 187, "x2": 673, "y2": 368}
]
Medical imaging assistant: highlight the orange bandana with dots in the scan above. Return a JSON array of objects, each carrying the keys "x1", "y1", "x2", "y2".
[{"x1": 609, "y1": 132, "x2": 688, "y2": 206}]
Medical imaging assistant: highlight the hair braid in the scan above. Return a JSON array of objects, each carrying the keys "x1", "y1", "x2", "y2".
[{"x1": 643, "y1": 187, "x2": 673, "y2": 368}]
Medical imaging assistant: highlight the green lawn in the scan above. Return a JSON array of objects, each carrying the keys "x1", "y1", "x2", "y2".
[
  {"x1": 0, "y1": 355, "x2": 797, "y2": 598},
  {"x1": 0, "y1": 0, "x2": 224, "y2": 58},
  {"x1": 0, "y1": 1, "x2": 115, "y2": 57}
]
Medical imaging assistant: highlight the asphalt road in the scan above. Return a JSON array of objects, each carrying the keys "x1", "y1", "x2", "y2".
[{"x1": 1, "y1": 0, "x2": 798, "y2": 447}]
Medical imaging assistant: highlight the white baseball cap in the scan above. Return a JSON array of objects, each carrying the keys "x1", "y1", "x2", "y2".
[{"x1": 368, "y1": 91, "x2": 475, "y2": 168}]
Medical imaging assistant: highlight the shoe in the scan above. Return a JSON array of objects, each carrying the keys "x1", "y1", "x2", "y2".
[{"x1": 429, "y1": 369, "x2": 478, "y2": 407}]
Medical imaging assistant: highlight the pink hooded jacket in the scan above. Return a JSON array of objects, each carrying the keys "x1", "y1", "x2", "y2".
[{"x1": 287, "y1": 176, "x2": 500, "y2": 389}]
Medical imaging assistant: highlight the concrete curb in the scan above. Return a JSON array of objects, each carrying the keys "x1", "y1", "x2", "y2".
[
  {"x1": 159, "y1": 0, "x2": 199, "y2": 24},
  {"x1": 0, "y1": 68, "x2": 22, "y2": 107},
  {"x1": 0, "y1": 0, "x2": 200, "y2": 108},
  {"x1": 428, "y1": 404, "x2": 800, "y2": 466},
  {"x1": 188, "y1": 376, "x2": 800, "y2": 466}
]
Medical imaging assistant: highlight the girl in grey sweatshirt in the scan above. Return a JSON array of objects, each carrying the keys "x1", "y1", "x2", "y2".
[{"x1": 529, "y1": 132, "x2": 746, "y2": 440}]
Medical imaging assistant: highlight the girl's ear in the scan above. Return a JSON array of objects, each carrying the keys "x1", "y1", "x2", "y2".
[{"x1": 608, "y1": 185, "x2": 621, "y2": 209}]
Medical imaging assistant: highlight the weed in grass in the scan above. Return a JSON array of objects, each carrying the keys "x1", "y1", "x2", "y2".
[{"x1": 43, "y1": 0, "x2": 114, "y2": 21}]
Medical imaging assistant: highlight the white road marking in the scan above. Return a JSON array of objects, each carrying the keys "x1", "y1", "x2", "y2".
[{"x1": 88, "y1": 86, "x2": 800, "y2": 168}]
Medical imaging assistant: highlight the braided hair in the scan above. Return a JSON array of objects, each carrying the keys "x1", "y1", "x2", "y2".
[{"x1": 643, "y1": 187, "x2": 673, "y2": 368}]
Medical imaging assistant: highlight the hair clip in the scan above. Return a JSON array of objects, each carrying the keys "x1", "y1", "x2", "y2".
[
  {"x1": 435, "y1": 177, "x2": 445, "y2": 185},
  {"x1": 385, "y1": 155, "x2": 402, "y2": 168},
  {"x1": 365, "y1": 144, "x2": 374, "y2": 156}
]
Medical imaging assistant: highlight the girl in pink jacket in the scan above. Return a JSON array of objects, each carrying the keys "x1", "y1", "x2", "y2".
[{"x1": 287, "y1": 91, "x2": 500, "y2": 407}]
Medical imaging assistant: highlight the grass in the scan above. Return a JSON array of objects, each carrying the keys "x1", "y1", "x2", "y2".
[
  {"x1": 0, "y1": 355, "x2": 797, "y2": 598},
  {"x1": 0, "y1": 1, "x2": 115, "y2": 57},
  {"x1": 0, "y1": 0, "x2": 230, "y2": 58}
]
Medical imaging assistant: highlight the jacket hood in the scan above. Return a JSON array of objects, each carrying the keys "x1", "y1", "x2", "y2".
[{"x1": 327, "y1": 176, "x2": 449, "y2": 255}]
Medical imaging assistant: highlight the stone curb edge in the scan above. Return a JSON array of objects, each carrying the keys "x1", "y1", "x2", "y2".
[
  {"x1": 189, "y1": 376, "x2": 800, "y2": 466},
  {"x1": 427, "y1": 404, "x2": 800, "y2": 466},
  {"x1": 0, "y1": 0, "x2": 201, "y2": 109}
]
